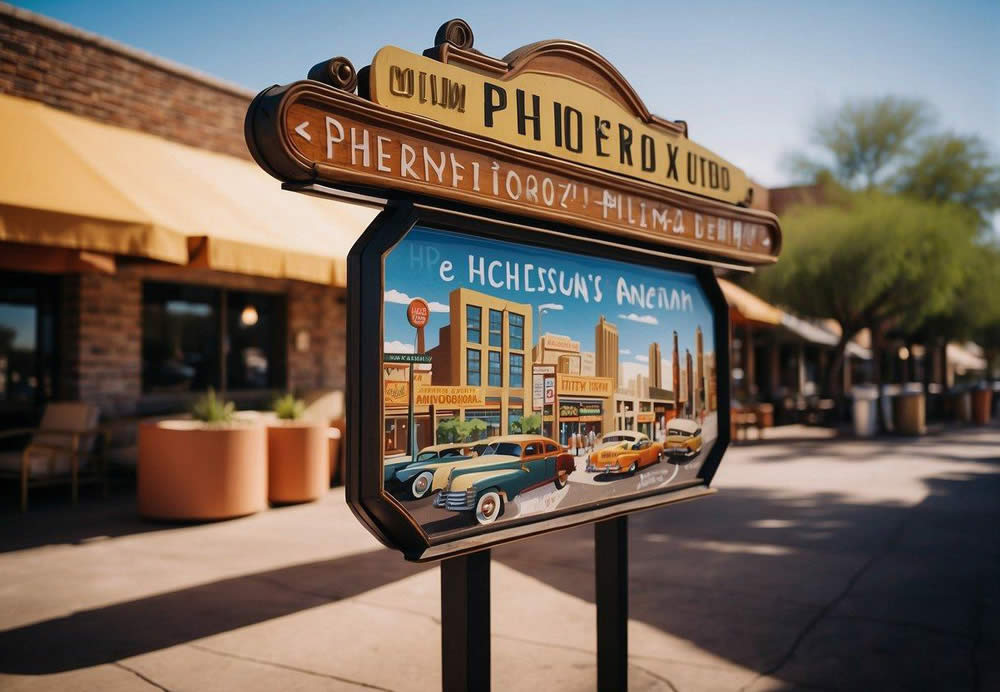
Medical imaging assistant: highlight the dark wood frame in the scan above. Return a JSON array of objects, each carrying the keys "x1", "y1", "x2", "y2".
[{"x1": 346, "y1": 196, "x2": 731, "y2": 562}]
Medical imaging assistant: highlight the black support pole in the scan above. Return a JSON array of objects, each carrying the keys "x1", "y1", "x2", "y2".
[
  {"x1": 441, "y1": 549, "x2": 491, "y2": 692},
  {"x1": 595, "y1": 516, "x2": 628, "y2": 691}
]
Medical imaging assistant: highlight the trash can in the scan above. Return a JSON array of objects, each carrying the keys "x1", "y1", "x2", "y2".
[
  {"x1": 851, "y1": 386, "x2": 879, "y2": 438},
  {"x1": 972, "y1": 387, "x2": 993, "y2": 425},
  {"x1": 893, "y1": 391, "x2": 926, "y2": 436}
]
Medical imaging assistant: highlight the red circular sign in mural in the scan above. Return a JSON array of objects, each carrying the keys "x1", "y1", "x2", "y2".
[{"x1": 406, "y1": 298, "x2": 430, "y2": 328}]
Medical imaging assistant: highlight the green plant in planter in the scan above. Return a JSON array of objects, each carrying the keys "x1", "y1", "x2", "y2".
[
  {"x1": 273, "y1": 393, "x2": 305, "y2": 421},
  {"x1": 192, "y1": 388, "x2": 236, "y2": 424}
]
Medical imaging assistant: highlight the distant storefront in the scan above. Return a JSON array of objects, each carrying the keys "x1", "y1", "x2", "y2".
[{"x1": 0, "y1": 7, "x2": 374, "y2": 437}]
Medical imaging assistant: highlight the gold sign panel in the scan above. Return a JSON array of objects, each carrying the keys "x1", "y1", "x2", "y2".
[
  {"x1": 413, "y1": 386, "x2": 486, "y2": 407},
  {"x1": 370, "y1": 45, "x2": 751, "y2": 205},
  {"x1": 556, "y1": 374, "x2": 614, "y2": 397}
]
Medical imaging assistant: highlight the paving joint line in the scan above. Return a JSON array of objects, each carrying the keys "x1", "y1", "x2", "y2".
[
  {"x1": 739, "y1": 518, "x2": 908, "y2": 691},
  {"x1": 629, "y1": 660, "x2": 681, "y2": 692},
  {"x1": 113, "y1": 661, "x2": 171, "y2": 692},
  {"x1": 188, "y1": 643, "x2": 395, "y2": 691}
]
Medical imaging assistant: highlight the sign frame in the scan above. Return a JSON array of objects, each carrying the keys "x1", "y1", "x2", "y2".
[{"x1": 346, "y1": 199, "x2": 731, "y2": 562}]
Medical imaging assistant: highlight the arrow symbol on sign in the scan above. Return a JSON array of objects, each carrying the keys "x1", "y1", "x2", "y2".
[{"x1": 294, "y1": 121, "x2": 311, "y2": 142}]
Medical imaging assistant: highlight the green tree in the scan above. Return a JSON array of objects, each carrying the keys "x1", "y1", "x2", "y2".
[
  {"x1": 520, "y1": 413, "x2": 542, "y2": 434},
  {"x1": 895, "y1": 133, "x2": 1000, "y2": 227},
  {"x1": 751, "y1": 193, "x2": 976, "y2": 398},
  {"x1": 436, "y1": 417, "x2": 489, "y2": 443},
  {"x1": 436, "y1": 417, "x2": 465, "y2": 443},
  {"x1": 786, "y1": 96, "x2": 932, "y2": 190}
]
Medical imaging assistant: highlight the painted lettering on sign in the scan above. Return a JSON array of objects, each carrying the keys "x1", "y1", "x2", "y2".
[
  {"x1": 413, "y1": 386, "x2": 486, "y2": 407},
  {"x1": 370, "y1": 46, "x2": 750, "y2": 205},
  {"x1": 285, "y1": 103, "x2": 777, "y2": 262},
  {"x1": 556, "y1": 374, "x2": 614, "y2": 396}
]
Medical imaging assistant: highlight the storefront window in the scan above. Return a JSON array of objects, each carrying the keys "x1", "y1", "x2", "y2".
[
  {"x1": 508, "y1": 406, "x2": 523, "y2": 433},
  {"x1": 489, "y1": 309, "x2": 502, "y2": 347},
  {"x1": 488, "y1": 350, "x2": 502, "y2": 386},
  {"x1": 226, "y1": 291, "x2": 286, "y2": 390},
  {"x1": 0, "y1": 274, "x2": 58, "y2": 426},
  {"x1": 510, "y1": 353, "x2": 524, "y2": 387},
  {"x1": 142, "y1": 282, "x2": 286, "y2": 393},
  {"x1": 466, "y1": 348, "x2": 481, "y2": 385},
  {"x1": 464, "y1": 408, "x2": 500, "y2": 437},
  {"x1": 142, "y1": 283, "x2": 220, "y2": 392},
  {"x1": 466, "y1": 305, "x2": 481, "y2": 343},
  {"x1": 509, "y1": 312, "x2": 524, "y2": 350}
]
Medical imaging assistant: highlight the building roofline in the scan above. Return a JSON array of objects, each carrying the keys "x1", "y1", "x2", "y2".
[{"x1": 0, "y1": 2, "x2": 257, "y2": 100}]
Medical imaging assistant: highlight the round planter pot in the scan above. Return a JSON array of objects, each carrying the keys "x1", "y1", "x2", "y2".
[
  {"x1": 138, "y1": 420, "x2": 268, "y2": 520},
  {"x1": 267, "y1": 421, "x2": 330, "y2": 504}
]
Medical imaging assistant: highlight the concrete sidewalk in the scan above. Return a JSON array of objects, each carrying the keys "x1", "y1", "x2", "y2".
[{"x1": 0, "y1": 425, "x2": 998, "y2": 691}]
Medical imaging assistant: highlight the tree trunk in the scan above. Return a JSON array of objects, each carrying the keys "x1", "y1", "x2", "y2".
[
  {"x1": 826, "y1": 334, "x2": 851, "y2": 421},
  {"x1": 921, "y1": 338, "x2": 935, "y2": 396}
]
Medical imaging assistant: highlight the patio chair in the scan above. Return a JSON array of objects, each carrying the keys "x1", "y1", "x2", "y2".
[{"x1": 0, "y1": 402, "x2": 108, "y2": 511}]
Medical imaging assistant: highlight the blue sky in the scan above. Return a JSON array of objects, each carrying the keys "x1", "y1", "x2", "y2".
[
  {"x1": 18, "y1": 0, "x2": 999, "y2": 191},
  {"x1": 383, "y1": 227, "x2": 715, "y2": 376}
]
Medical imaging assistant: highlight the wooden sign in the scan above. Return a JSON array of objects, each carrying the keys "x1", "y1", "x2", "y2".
[
  {"x1": 246, "y1": 31, "x2": 781, "y2": 268},
  {"x1": 368, "y1": 45, "x2": 752, "y2": 205},
  {"x1": 246, "y1": 19, "x2": 770, "y2": 561}
]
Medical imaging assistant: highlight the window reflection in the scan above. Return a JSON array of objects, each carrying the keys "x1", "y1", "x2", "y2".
[{"x1": 142, "y1": 284, "x2": 220, "y2": 392}]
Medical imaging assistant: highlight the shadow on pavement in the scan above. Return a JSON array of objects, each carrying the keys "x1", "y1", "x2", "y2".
[
  {"x1": 0, "y1": 547, "x2": 431, "y2": 674},
  {"x1": 1, "y1": 437, "x2": 997, "y2": 689},
  {"x1": 0, "y1": 493, "x2": 174, "y2": 554},
  {"x1": 494, "y1": 456, "x2": 1000, "y2": 691}
]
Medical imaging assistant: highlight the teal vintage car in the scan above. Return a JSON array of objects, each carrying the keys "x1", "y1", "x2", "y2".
[
  {"x1": 433, "y1": 436, "x2": 575, "y2": 525},
  {"x1": 383, "y1": 442, "x2": 478, "y2": 498}
]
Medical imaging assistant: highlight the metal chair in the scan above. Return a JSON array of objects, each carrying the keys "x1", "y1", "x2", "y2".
[{"x1": 0, "y1": 402, "x2": 108, "y2": 510}]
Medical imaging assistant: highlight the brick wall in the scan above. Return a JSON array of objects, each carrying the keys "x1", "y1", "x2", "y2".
[
  {"x1": 73, "y1": 272, "x2": 142, "y2": 418},
  {"x1": 0, "y1": 4, "x2": 254, "y2": 160},
  {"x1": 59, "y1": 265, "x2": 346, "y2": 419},
  {"x1": 287, "y1": 282, "x2": 348, "y2": 395}
]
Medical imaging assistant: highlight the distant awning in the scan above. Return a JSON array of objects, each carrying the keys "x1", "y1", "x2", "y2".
[
  {"x1": 947, "y1": 342, "x2": 987, "y2": 372},
  {"x1": 0, "y1": 94, "x2": 379, "y2": 285},
  {"x1": 718, "y1": 278, "x2": 783, "y2": 326},
  {"x1": 780, "y1": 313, "x2": 872, "y2": 359}
]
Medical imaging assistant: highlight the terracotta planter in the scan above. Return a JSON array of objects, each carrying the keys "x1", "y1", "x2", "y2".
[
  {"x1": 267, "y1": 421, "x2": 330, "y2": 504},
  {"x1": 972, "y1": 389, "x2": 993, "y2": 425},
  {"x1": 138, "y1": 420, "x2": 267, "y2": 520}
]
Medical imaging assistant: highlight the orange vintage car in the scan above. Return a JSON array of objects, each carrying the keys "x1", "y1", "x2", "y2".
[{"x1": 586, "y1": 431, "x2": 663, "y2": 474}]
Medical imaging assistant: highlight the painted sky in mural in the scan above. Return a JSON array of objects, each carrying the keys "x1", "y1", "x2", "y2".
[{"x1": 383, "y1": 226, "x2": 715, "y2": 372}]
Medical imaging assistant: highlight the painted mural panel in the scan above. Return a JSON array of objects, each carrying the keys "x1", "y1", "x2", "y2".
[{"x1": 382, "y1": 226, "x2": 719, "y2": 533}]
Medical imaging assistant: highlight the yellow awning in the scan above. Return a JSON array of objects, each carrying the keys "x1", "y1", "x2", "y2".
[
  {"x1": 718, "y1": 278, "x2": 783, "y2": 326},
  {"x1": 0, "y1": 94, "x2": 379, "y2": 285}
]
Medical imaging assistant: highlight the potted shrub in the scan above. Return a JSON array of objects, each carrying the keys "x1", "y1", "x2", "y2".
[
  {"x1": 267, "y1": 394, "x2": 330, "y2": 504},
  {"x1": 138, "y1": 389, "x2": 267, "y2": 520}
]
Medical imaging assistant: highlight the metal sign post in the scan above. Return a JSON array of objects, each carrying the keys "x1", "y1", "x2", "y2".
[
  {"x1": 440, "y1": 551, "x2": 491, "y2": 692},
  {"x1": 595, "y1": 517, "x2": 629, "y2": 691}
]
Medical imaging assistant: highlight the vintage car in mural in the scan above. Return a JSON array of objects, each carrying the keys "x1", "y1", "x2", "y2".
[
  {"x1": 386, "y1": 437, "x2": 506, "y2": 500},
  {"x1": 593, "y1": 430, "x2": 646, "y2": 450},
  {"x1": 663, "y1": 418, "x2": 703, "y2": 460},
  {"x1": 586, "y1": 431, "x2": 664, "y2": 474},
  {"x1": 384, "y1": 442, "x2": 479, "y2": 498},
  {"x1": 433, "y1": 435, "x2": 576, "y2": 525}
]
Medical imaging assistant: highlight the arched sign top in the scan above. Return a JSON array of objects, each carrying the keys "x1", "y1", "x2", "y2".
[
  {"x1": 246, "y1": 19, "x2": 781, "y2": 267},
  {"x1": 368, "y1": 43, "x2": 754, "y2": 206}
]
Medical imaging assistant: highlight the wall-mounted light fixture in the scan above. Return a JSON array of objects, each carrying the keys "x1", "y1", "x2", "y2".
[{"x1": 240, "y1": 305, "x2": 259, "y2": 327}]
